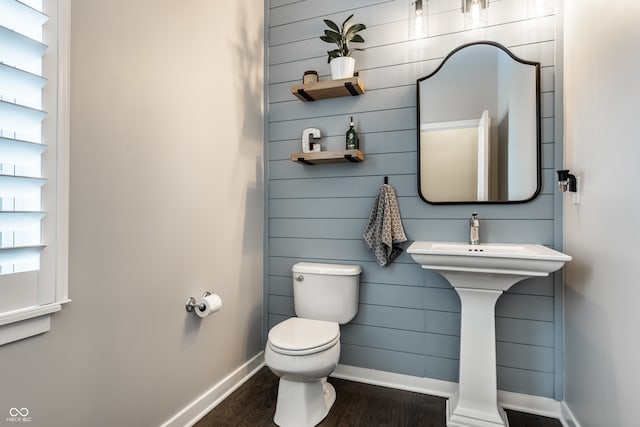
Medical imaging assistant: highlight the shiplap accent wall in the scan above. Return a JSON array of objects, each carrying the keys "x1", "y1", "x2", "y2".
[{"x1": 266, "y1": 0, "x2": 561, "y2": 399}]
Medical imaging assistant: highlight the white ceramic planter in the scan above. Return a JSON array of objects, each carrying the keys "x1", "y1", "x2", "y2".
[{"x1": 330, "y1": 57, "x2": 355, "y2": 80}]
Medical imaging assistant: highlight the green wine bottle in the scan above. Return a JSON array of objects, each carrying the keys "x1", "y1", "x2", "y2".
[{"x1": 346, "y1": 116, "x2": 359, "y2": 150}]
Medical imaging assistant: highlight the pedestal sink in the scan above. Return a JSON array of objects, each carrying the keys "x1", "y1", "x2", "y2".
[{"x1": 407, "y1": 241, "x2": 571, "y2": 427}]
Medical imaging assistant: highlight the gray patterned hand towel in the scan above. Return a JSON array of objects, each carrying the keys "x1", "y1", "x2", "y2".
[{"x1": 363, "y1": 184, "x2": 408, "y2": 267}]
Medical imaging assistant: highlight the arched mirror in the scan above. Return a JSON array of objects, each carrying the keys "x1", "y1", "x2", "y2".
[{"x1": 417, "y1": 41, "x2": 541, "y2": 204}]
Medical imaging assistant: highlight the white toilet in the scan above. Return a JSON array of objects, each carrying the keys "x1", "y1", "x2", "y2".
[{"x1": 265, "y1": 262, "x2": 362, "y2": 427}]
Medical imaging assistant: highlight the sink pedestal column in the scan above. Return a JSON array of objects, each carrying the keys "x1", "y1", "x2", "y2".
[
  {"x1": 407, "y1": 241, "x2": 571, "y2": 427},
  {"x1": 447, "y1": 287, "x2": 508, "y2": 427}
]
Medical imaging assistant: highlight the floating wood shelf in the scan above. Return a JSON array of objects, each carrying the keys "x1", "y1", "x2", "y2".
[
  {"x1": 291, "y1": 77, "x2": 365, "y2": 102},
  {"x1": 290, "y1": 149, "x2": 365, "y2": 165}
]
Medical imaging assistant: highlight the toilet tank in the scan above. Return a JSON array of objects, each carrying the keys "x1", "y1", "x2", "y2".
[{"x1": 291, "y1": 262, "x2": 362, "y2": 324}]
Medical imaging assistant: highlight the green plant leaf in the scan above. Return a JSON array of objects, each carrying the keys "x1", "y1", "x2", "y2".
[
  {"x1": 327, "y1": 49, "x2": 341, "y2": 63},
  {"x1": 320, "y1": 14, "x2": 366, "y2": 60},
  {"x1": 323, "y1": 19, "x2": 340, "y2": 32},
  {"x1": 345, "y1": 23, "x2": 366, "y2": 37},
  {"x1": 323, "y1": 29, "x2": 341, "y2": 42},
  {"x1": 341, "y1": 14, "x2": 354, "y2": 29}
]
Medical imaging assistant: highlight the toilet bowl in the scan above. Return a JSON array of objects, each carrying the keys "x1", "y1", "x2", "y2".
[
  {"x1": 264, "y1": 262, "x2": 361, "y2": 427},
  {"x1": 265, "y1": 317, "x2": 341, "y2": 427}
]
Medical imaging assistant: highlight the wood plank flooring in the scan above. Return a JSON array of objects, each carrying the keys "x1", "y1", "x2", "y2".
[{"x1": 195, "y1": 368, "x2": 562, "y2": 427}]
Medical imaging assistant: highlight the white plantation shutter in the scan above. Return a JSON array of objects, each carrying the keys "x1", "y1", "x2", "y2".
[{"x1": 0, "y1": 0, "x2": 69, "y2": 345}]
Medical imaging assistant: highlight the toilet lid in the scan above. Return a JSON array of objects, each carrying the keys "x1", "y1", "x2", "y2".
[{"x1": 268, "y1": 318, "x2": 339, "y2": 355}]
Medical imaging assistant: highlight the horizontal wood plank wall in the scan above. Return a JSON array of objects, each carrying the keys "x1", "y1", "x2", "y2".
[{"x1": 266, "y1": 0, "x2": 560, "y2": 399}]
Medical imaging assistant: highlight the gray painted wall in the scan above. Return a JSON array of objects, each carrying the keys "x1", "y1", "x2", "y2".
[
  {"x1": 0, "y1": 1, "x2": 264, "y2": 426},
  {"x1": 564, "y1": 1, "x2": 640, "y2": 425},
  {"x1": 266, "y1": 0, "x2": 562, "y2": 398}
]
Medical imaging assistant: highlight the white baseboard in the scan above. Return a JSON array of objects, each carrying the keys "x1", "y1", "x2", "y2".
[
  {"x1": 498, "y1": 389, "x2": 561, "y2": 419},
  {"x1": 161, "y1": 352, "x2": 265, "y2": 427},
  {"x1": 331, "y1": 363, "x2": 457, "y2": 398},
  {"x1": 332, "y1": 364, "x2": 571, "y2": 424},
  {"x1": 559, "y1": 401, "x2": 581, "y2": 427}
]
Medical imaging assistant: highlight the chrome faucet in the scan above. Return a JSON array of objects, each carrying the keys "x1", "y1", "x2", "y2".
[{"x1": 469, "y1": 212, "x2": 480, "y2": 245}]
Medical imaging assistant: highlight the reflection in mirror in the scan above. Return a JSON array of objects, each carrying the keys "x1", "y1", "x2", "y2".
[{"x1": 417, "y1": 41, "x2": 541, "y2": 204}]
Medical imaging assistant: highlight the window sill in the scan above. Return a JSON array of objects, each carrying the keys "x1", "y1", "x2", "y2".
[{"x1": 0, "y1": 300, "x2": 70, "y2": 345}]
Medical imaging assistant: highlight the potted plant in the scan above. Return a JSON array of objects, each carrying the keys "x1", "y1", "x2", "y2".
[{"x1": 320, "y1": 14, "x2": 366, "y2": 80}]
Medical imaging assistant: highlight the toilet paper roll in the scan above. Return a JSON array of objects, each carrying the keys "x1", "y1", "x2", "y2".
[{"x1": 195, "y1": 293, "x2": 223, "y2": 318}]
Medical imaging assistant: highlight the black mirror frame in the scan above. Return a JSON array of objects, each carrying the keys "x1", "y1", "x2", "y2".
[{"x1": 416, "y1": 41, "x2": 542, "y2": 205}]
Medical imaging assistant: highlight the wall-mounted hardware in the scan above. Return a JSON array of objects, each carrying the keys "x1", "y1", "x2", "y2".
[
  {"x1": 463, "y1": 0, "x2": 489, "y2": 29},
  {"x1": 186, "y1": 291, "x2": 210, "y2": 313},
  {"x1": 557, "y1": 170, "x2": 577, "y2": 192},
  {"x1": 185, "y1": 291, "x2": 223, "y2": 318},
  {"x1": 409, "y1": 0, "x2": 428, "y2": 38},
  {"x1": 301, "y1": 128, "x2": 322, "y2": 153},
  {"x1": 557, "y1": 169, "x2": 580, "y2": 205}
]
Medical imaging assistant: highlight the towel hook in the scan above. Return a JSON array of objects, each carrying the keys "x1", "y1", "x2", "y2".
[{"x1": 384, "y1": 176, "x2": 389, "y2": 184}]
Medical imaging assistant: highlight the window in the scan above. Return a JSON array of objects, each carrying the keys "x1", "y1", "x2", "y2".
[{"x1": 0, "y1": 0, "x2": 69, "y2": 345}]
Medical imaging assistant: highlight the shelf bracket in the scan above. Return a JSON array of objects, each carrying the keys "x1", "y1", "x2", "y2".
[
  {"x1": 344, "y1": 82, "x2": 359, "y2": 96},
  {"x1": 296, "y1": 157, "x2": 315, "y2": 165},
  {"x1": 296, "y1": 89, "x2": 315, "y2": 102},
  {"x1": 344, "y1": 154, "x2": 359, "y2": 162}
]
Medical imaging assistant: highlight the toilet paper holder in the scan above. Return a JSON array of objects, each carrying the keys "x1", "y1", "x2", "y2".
[{"x1": 185, "y1": 292, "x2": 212, "y2": 313}]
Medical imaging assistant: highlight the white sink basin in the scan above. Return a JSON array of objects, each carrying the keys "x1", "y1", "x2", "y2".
[
  {"x1": 408, "y1": 241, "x2": 571, "y2": 291},
  {"x1": 407, "y1": 241, "x2": 571, "y2": 427}
]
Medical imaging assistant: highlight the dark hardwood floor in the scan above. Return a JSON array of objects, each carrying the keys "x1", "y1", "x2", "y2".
[{"x1": 195, "y1": 367, "x2": 562, "y2": 427}]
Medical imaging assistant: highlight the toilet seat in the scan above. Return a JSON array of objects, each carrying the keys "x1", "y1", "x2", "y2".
[{"x1": 268, "y1": 317, "x2": 339, "y2": 356}]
